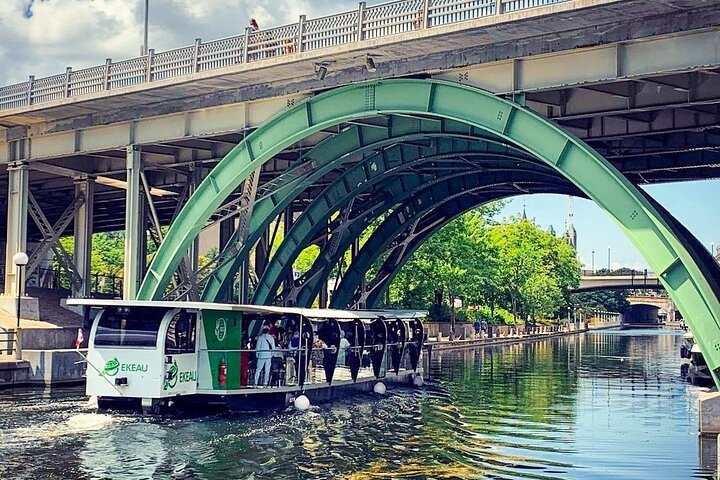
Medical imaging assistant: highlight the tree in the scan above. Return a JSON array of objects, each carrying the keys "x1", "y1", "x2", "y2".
[{"x1": 486, "y1": 216, "x2": 580, "y2": 324}]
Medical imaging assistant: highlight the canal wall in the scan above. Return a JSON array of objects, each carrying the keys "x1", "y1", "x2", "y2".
[
  {"x1": 0, "y1": 327, "x2": 86, "y2": 388},
  {"x1": 427, "y1": 322, "x2": 588, "y2": 352}
]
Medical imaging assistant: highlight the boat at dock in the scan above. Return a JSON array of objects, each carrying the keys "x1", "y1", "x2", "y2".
[
  {"x1": 679, "y1": 330, "x2": 712, "y2": 387},
  {"x1": 66, "y1": 299, "x2": 426, "y2": 414}
]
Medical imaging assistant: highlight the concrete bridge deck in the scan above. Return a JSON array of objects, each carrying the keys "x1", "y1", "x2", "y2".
[{"x1": 1, "y1": 0, "x2": 718, "y2": 239}]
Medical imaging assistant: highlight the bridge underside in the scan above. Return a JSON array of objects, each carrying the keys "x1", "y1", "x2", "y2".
[{"x1": 133, "y1": 79, "x2": 720, "y2": 384}]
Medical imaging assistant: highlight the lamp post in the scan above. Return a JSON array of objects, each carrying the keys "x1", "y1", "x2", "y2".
[
  {"x1": 142, "y1": 0, "x2": 149, "y2": 56},
  {"x1": 591, "y1": 250, "x2": 594, "y2": 273},
  {"x1": 12, "y1": 252, "x2": 28, "y2": 360},
  {"x1": 607, "y1": 246, "x2": 611, "y2": 271}
]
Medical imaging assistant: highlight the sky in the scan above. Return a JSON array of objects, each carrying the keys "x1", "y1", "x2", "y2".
[{"x1": 2, "y1": 0, "x2": 719, "y2": 272}]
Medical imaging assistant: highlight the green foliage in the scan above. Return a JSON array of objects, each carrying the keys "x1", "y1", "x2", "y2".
[{"x1": 387, "y1": 205, "x2": 581, "y2": 324}]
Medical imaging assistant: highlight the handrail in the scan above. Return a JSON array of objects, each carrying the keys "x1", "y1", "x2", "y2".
[{"x1": 0, "y1": 0, "x2": 569, "y2": 112}]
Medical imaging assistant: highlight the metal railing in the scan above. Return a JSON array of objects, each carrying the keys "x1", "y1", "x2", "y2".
[
  {"x1": 0, "y1": 0, "x2": 570, "y2": 111},
  {"x1": 0, "y1": 329, "x2": 17, "y2": 356}
]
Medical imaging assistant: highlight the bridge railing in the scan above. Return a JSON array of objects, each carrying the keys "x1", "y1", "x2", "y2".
[{"x1": 0, "y1": 0, "x2": 570, "y2": 112}]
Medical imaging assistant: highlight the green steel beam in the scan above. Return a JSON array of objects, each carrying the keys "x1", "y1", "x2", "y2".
[
  {"x1": 253, "y1": 138, "x2": 547, "y2": 303},
  {"x1": 252, "y1": 140, "x2": 535, "y2": 304},
  {"x1": 297, "y1": 164, "x2": 569, "y2": 307},
  {"x1": 202, "y1": 122, "x2": 515, "y2": 302},
  {"x1": 138, "y1": 79, "x2": 720, "y2": 385}
]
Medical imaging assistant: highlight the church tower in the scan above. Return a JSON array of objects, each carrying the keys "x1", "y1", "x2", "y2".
[{"x1": 565, "y1": 196, "x2": 577, "y2": 250}]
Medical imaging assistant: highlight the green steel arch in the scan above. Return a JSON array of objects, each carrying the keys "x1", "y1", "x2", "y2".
[
  {"x1": 295, "y1": 165, "x2": 573, "y2": 307},
  {"x1": 252, "y1": 140, "x2": 540, "y2": 305},
  {"x1": 138, "y1": 79, "x2": 720, "y2": 384},
  {"x1": 326, "y1": 176, "x2": 573, "y2": 309},
  {"x1": 202, "y1": 123, "x2": 524, "y2": 302}
]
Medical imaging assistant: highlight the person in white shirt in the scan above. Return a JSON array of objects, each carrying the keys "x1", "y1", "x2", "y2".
[
  {"x1": 337, "y1": 330, "x2": 351, "y2": 366},
  {"x1": 255, "y1": 326, "x2": 276, "y2": 387}
]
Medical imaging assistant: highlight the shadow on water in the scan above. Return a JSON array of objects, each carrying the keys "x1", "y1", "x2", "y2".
[{"x1": 0, "y1": 330, "x2": 715, "y2": 479}]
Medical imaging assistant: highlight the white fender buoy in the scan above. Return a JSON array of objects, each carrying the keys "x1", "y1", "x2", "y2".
[
  {"x1": 373, "y1": 381, "x2": 386, "y2": 394},
  {"x1": 294, "y1": 394, "x2": 310, "y2": 411},
  {"x1": 413, "y1": 374, "x2": 424, "y2": 387}
]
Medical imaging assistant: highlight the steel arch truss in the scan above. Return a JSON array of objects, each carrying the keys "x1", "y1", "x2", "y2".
[
  {"x1": 290, "y1": 163, "x2": 576, "y2": 308},
  {"x1": 138, "y1": 79, "x2": 720, "y2": 385},
  {"x1": 252, "y1": 138, "x2": 540, "y2": 305},
  {"x1": 200, "y1": 117, "x2": 514, "y2": 302}
]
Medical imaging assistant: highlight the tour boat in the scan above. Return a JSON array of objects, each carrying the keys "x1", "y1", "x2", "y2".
[{"x1": 66, "y1": 299, "x2": 426, "y2": 414}]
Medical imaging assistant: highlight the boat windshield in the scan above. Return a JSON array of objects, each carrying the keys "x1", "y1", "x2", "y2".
[{"x1": 94, "y1": 306, "x2": 166, "y2": 347}]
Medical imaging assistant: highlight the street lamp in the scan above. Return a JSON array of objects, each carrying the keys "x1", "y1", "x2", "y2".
[
  {"x1": 12, "y1": 252, "x2": 28, "y2": 360},
  {"x1": 591, "y1": 250, "x2": 595, "y2": 273},
  {"x1": 607, "y1": 246, "x2": 611, "y2": 271},
  {"x1": 142, "y1": 0, "x2": 149, "y2": 56}
]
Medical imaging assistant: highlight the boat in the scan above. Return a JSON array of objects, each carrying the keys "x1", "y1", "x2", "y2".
[
  {"x1": 679, "y1": 330, "x2": 713, "y2": 387},
  {"x1": 66, "y1": 299, "x2": 426, "y2": 414}
]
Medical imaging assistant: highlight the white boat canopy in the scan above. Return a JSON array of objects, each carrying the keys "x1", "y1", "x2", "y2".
[{"x1": 66, "y1": 298, "x2": 427, "y2": 321}]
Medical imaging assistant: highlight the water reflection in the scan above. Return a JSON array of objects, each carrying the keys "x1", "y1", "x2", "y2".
[{"x1": 0, "y1": 330, "x2": 713, "y2": 479}]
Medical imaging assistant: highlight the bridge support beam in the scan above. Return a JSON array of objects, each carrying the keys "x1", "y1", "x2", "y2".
[
  {"x1": 123, "y1": 145, "x2": 143, "y2": 300},
  {"x1": 73, "y1": 177, "x2": 95, "y2": 298},
  {"x1": 3, "y1": 163, "x2": 29, "y2": 297}
]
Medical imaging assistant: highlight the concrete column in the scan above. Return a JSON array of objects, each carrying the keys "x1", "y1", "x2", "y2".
[
  {"x1": 123, "y1": 146, "x2": 142, "y2": 300},
  {"x1": 73, "y1": 177, "x2": 95, "y2": 298},
  {"x1": 4, "y1": 163, "x2": 29, "y2": 296}
]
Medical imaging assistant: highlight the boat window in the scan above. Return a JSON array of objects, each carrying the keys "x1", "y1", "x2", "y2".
[
  {"x1": 94, "y1": 306, "x2": 165, "y2": 347},
  {"x1": 165, "y1": 311, "x2": 196, "y2": 354}
]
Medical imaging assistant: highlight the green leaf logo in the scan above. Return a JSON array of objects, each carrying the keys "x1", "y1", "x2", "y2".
[
  {"x1": 101, "y1": 357, "x2": 120, "y2": 377},
  {"x1": 163, "y1": 361, "x2": 178, "y2": 390}
]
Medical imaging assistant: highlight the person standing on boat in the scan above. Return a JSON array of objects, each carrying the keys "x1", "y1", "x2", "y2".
[
  {"x1": 337, "y1": 330, "x2": 350, "y2": 367},
  {"x1": 255, "y1": 326, "x2": 276, "y2": 387}
]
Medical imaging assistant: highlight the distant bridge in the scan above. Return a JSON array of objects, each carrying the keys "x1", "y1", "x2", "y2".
[{"x1": 575, "y1": 271, "x2": 663, "y2": 292}]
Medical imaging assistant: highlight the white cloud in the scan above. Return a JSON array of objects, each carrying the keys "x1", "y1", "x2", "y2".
[{"x1": 0, "y1": 0, "x2": 385, "y2": 86}]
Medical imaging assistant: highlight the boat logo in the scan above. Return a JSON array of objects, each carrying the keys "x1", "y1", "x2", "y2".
[
  {"x1": 163, "y1": 361, "x2": 178, "y2": 390},
  {"x1": 215, "y1": 317, "x2": 227, "y2": 342},
  {"x1": 101, "y1": 357, "x2": 120, "y2": 376}
]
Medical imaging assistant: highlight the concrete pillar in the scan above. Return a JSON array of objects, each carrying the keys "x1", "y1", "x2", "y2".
[
  {"x1": 73, "y1": 177, "x2": 95, "y2": 298},
  {"x1": 123, "y1": 146, "x2": 143, "y2": 300},
  {"x1": 4, "y1": 163, "x2": 29, "y2": 296}
]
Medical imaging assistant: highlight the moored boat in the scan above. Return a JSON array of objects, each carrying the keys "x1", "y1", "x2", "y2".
[
  {"x1": 67, "y1": 299, "x2": 426, "y2": 414},
  {"x1": 679, "y1": 330, "x2": 713, "y2": 387}
]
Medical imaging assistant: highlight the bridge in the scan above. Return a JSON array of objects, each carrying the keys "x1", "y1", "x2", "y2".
[
  {"x1": 2, "y1": 0, "x2": 720, "y2": 381},
  {"x1": 576, "y1": 271, "x2": 663, "y2": 291},
  {"x1": 626, "y1": 294, "x2": 676, "y2": 325}
]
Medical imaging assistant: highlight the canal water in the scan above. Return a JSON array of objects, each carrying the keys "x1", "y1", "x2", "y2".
[{"x1": 0, "y1": 329, "x2": 713, "y2": 479}]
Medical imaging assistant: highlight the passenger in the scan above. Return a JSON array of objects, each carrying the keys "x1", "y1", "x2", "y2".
[
  {"x1": 311, "y1": 334, "x2": 327, "y2": 368},
  {"x1": 337, "y1": 330, "x2": 350, "y2": 366},
  {"x1": 254, "y1": 326, "x2": 276, "y2": 387},
  {"x1": 273, "y1": 319, "x2": 285, "y2": 342},
  {"x1": 473, "y1": 320, "x2": 481, "y2": 337},
  {"x1": 413, "y1": 9, "x2": 424, "y2": 30}
]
